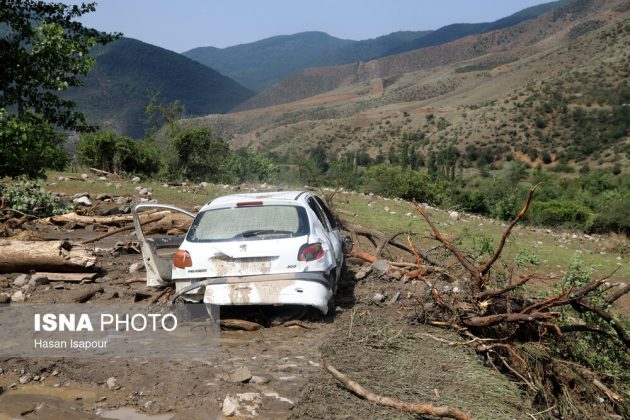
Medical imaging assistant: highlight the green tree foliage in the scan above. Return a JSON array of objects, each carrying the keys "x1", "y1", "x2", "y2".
[
  {"x1": 0, "y1": 110, "x2": 67, "y2": 177},
  {"x1": 76, "y1": 131, "x2": 160, "y2": 176},
  {"x1": 0, "y1": 0, "x2": 118, "y2": 177}
]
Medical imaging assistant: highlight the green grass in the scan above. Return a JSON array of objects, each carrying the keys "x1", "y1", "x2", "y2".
[
  {"x1": 336, "y1": 193, "x2": 629, "y2": 284},
  {"x1": 44, "y1": 170, "x2": 629, "y2": 285}
]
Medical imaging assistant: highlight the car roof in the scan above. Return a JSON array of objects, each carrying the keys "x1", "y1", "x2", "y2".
[{"x1": 203, "y1": 191, "x2": 310, "y2": 210}]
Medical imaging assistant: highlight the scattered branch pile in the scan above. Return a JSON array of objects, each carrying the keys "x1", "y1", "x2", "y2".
[{"x1": 329, "y1": 184, "x2": 629, "y2": 418}]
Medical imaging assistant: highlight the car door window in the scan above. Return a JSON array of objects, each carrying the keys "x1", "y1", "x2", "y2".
[
  {"x1": 314, "y1": 196, "x2": 338, "y2": 229},
  {"x1": 307, "y1": 197, "x2": 330, "y2": 231}
]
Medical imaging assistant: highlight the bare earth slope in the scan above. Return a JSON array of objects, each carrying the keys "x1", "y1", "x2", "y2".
[{"x1": 184, "y1": 0, "x2": 629, "y2": 170}]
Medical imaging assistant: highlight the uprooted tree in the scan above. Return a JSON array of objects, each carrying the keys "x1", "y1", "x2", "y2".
[{"x1": 327, "y1": 184, "x2": 629, "y2": 419}]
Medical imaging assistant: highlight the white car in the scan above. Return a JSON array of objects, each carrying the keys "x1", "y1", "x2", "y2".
[{"x1": 132, "y1": 191, "x2": 348, "y2": 314}]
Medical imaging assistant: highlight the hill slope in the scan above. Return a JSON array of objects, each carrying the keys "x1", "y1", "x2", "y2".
[
  {"x1": 183, "y1": 32, "x2": 356, "y2": 91},
  {"x1": 65, "y1": 37, "x2": 254, "y2": 137},
  {"x1": 185, "y1": 0, "x2": 629, "y2": 171},
  {"x1": 183, "y1": 2, "x2": 563, "y2": 92}
]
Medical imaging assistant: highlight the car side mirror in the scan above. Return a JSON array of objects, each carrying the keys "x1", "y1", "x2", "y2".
[{"x1": 342, "y1": 236, "x2": 354, "y2": 254}]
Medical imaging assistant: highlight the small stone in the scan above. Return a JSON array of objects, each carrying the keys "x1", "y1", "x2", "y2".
[
  {"x1": 11, "y1": 290, "x2": 26, "y2": 303},
  {"x1": 249, "y1": 375, "x2": 271, "y2": 385},
  {"x1": 222, "y1": 395, "x2": 239, "y2": 417},
  {"x1": 13, "y1": 274, "x2": 29, "y2": 287},
  {"x1": 98, "y1": 176, "x2": 107, "y2": 181},
  {"x1": 96, "y1": 193, "x2": 112, "y2": 200},
  {"x1": 384, "y1": 206, "x2": 390, "y2": 212},
  {"x1": 9, "y1": 383, "x2": 16, "y2": 389},
  {"x1": 355, "y1": 265, "x2": 372, "y2": 281},
  {"x1": 73, "y1": 196, "x2": 92, "y2": 206},
  {"x1": 51, "y1": 370, "x2": 59, "y2": 376},
  {"x1": 449, "y1": 211, "x2": 459, "y2": 221},
  {"x1": 226, "y1": 366, "x2": 252, "y2": 383},
  {"x1": 57, "y1": 176, "x2": 66, "y2": 181},
  {"x1": 80, "y1": 173, "x2": 89, "y2": 180},
  {"x1": 131, "y1": 176, "x2": 141, "y2": 183},
  {"x1": 29, "y1": 275, "x2": 49, "y2": 286},
  {"x1": 372, "y1": 293, "x2": 386, "y2": 303},
  {"x1": 106, "y1": 377, "x2": 119, "y2": 390},
  {"x1": 19, "y1": 373, "x2": 33, "y2": 384},
  {"x1": 199, "y1": 182, "x2": 208, "y2": 188},
  {"x1": 372, "y1": 260, "x2": 391, "y2": 275},
  {"x1": 138, "y1": 188, "x2": 150, "y2": 196},
  {"x1": 387, "y1": 291, "x2": 401, "y2": 304},
  {"x1": 129, "y1": 262, "x2": 145, "y2": 274},
  {"x1": 0, "y1": 293, "x2": 10, "y2": 304}
]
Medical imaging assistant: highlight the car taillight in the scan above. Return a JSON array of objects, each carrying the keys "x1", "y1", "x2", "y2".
[
  {"x1": 173, "y1": 250, "x2": 192, "y2": 268},
  {"x1": 298, "y1": 243, "x2": 325, "y2": 262}
]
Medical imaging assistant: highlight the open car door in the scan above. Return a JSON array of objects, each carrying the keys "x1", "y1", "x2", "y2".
[{"x1": 132, "y1": 204, "x2": 195, "y2": 287}]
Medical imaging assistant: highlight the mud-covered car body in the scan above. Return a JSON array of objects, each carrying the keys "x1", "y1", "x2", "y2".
[{"x1": 133, "y1": 191, "x2": 344, "y2": 314}]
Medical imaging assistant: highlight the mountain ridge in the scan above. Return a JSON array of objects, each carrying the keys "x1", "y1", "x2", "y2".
[{"x1": 64, "y1": 37, "x2": 253, "y2": 137}]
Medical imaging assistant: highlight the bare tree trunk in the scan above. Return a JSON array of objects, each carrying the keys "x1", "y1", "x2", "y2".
[{"x1": 0, "y1": 240, "x2": 97, "y2": 273}]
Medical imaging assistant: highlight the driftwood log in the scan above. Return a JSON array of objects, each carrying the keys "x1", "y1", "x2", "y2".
[{"x1": 0, "y1": 240, "x2": 97, "y2": 273}]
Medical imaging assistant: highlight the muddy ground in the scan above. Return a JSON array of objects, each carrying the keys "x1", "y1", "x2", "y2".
[{"x1": 0, "y1": 220, "x2": 532, "y2": 419}]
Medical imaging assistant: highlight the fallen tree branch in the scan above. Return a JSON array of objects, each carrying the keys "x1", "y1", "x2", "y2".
[
  {"x1": 477, "y1": 276, "x2": 534, "y2": 299},
  {"x1": 323, "y1": 359, "x2": 472, "y2": 420},
  {"x1": 480, "y1": 183, "x2": 540, "y2": 277},
  {"x1": 79, "y1": 214, "x2": 165, "y2": 245}
]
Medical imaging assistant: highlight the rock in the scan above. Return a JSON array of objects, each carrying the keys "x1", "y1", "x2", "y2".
[
  {"x1": 118, "y1": 205, "x2": 131, "y2": 214},
  {"x1": 72, "y1": 192, "x2": 90, "y2": 199},
  {"x1": 372, "y1": 260, "x2": 391, "y2": 275},
  {"x1": 449, "y1": 211, "x2": 459, "y2": 221},
  {"x1": 51, "y1": 369, "x2": 59, "y2": 376},
  {"x1": 131, "y1": 176, "x2": 141, "y2": 183},
  {"x1": 199, "y1": 182, "x2": 208, "y2": 188},
  {"x1": 9, "y1": 383, "x2": 16, "y2": 389},
  {"x1": 29, "y1": 275, "x2": 49, "y2": 286},
  {"x1": 129, "y1": 262, "x2": 145, "y2": 274},
  {"x1": 80, "y1": 173, "x2": 89, "y2": 180},
  {"x1": 222, "y1": 395, "x2": 239, "y2": 417},
  {"x1": 96, "y1": 193, "x2": 112, "y2": 200},
  {"x1": 115, "y1": 196, "x2": 128, "y2": 205},
  {"x1": 355, "y1": 265, "x2": 372, "y2": 281},
  {"x1": 99, "y1": 207, "x2": 121, "y2": 216},
  {"x1": 193, "y1": 205, "x2": 202, "y2": 212},
  {"x1": 384, "y1": 206, "x2": 391, "y2": 212},
  {"x1": 106, "y1": 377, "x2": 119, "y2": 390},
  {"x1": 138, "y1": 188, "x2": 150, "y2": 196},
  {"x1": 19, "y1": 373, "x2": 33, "y2": 384},
  {"x1": 98, "y1": 176, "x2": 108, "y2": 181},
  {"x1": 372, "y1": 293, "x2": 386, "y2": 303},
  {"x1": 11, "y1": 290, "x2": 26, "y2": 303},
  {"x1": 73, "y1": 196, "x2": 92, "y2": 206},
  {"x1": 0, "y1": 293, "x2": 10, "y2": 304},
  {"x1": 225, "y1": 366, "x2": 252, "y2": 383},
  {"x1": 57, "y1": 176, "x2": 66, "y2": 181},
  {"x1": 387, "y1": 291, "x2": 401, "y2": 304},
  {"x1": 14, "y1": 274, "x2": 29, "y2": 287},
  {"x1": 249, "y1": 375, "x2": 271, "y2": 385}
]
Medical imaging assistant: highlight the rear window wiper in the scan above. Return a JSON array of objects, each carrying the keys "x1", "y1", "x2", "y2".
[{"x1": 240, "y1": 229, "x2": 293, "y2": 238}]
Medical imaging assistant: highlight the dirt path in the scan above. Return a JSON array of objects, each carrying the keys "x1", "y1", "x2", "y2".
[{"x1": 0, "y1": 224, "x2": 530, "y2": 419}]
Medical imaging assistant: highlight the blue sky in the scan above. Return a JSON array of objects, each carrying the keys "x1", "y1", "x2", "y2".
[{"x1": 74, "y1": 0, "x2": 552, "y2": 52}]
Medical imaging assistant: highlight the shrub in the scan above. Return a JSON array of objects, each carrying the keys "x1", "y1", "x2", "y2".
[
  {"x1": 77, "y1": 131, "x2": 160, "y2": 176},
  {"x1": 528, "y1": 199, "x2": 593, "y2": 229},
  {"x1": 0, "y1": 177, "x2": 69, "y2": 216}
]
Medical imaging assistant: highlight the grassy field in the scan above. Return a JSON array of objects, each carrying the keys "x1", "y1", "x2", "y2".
[{"x1": 44, "y1": 170, "x2": 629, "y2": 288}]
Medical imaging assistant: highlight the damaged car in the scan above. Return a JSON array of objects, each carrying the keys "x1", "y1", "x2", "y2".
[{"x1": 132, "y1": 191, "x2": 350, "y2": 314}]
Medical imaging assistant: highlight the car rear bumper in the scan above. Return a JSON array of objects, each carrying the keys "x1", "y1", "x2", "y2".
[{"x1": 175, "y1": 272, "x2": 333, "y2": 314}]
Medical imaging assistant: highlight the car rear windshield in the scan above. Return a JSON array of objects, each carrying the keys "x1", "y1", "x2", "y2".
[{"x1": 186, "y1": 205, "x2": 309, "y2": 242}]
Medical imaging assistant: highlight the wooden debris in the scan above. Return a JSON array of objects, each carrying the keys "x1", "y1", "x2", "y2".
[
  {"x1": 220, "y1": 319, "x2": 264, "y2": 331},
  {"x1": 323, "y1": 359, "x2": 471, "y2": 420},
  {"x1": 0, "y1": 240, "x2": 97, "y2": 273},
  {"x1": 33, "y1": 272, "x2": 98, "y2": 282}
]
